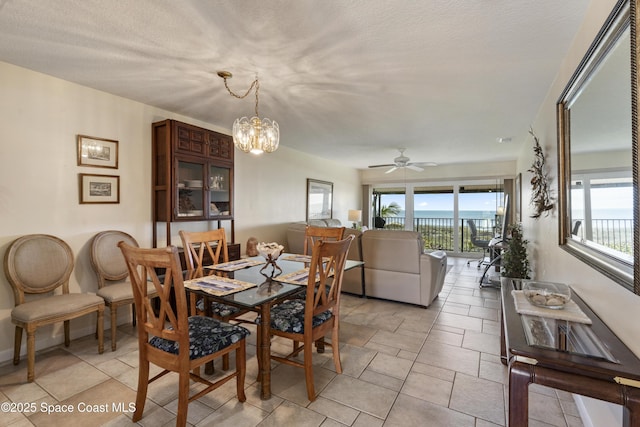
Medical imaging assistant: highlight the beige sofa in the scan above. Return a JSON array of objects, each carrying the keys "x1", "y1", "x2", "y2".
[
  {"x1": 361, "y1": 230, "x2": 446, "y2": 307},
  {"x1": 286, "y1": 223, "x2": 447, "y2": 306}
]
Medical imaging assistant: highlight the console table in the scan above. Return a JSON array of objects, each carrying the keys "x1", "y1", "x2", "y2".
[{"x1": 500, "y1": 283, "x2": 640, "y2": 426}]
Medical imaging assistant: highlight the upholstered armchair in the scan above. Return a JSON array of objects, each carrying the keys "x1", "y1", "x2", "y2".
[{"x1": 361, "y1": 230, "x2": 447, "y2": 307}]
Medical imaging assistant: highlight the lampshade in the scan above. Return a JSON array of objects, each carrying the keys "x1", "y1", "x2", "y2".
[
  {"x1": 348, "y1": 210, "x2": 362, "y2": 222},
  {"x1": 497, "y1": 206, "x2": 505, "y2": 215}
]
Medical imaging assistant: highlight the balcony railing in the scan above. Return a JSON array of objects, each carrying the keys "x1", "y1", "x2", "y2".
[
  {"x1": 381, "y1": 216, "x2": 495, "y2": 252},
  {"x1": 380, "y1": 216, "x2": 634, "y2": 255}
]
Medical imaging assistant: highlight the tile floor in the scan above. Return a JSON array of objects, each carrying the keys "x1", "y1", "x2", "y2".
[{"x1": 0, "y1": 257, "x2": 585, "y2": 426}]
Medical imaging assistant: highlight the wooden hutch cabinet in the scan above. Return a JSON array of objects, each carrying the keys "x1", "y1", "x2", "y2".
[{"x1": 152, "y1": 119, "x2": 239, "y2": 259}]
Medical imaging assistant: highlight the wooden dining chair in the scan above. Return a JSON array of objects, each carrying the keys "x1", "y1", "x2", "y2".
[
  {"x1": 179, "y1": 229, "x2": 252, "y2": 370},
  {"x1": 118, "y1": 242, "x2": 249, "y2": 427},
  {"x1": 257, "y1": 234, "x2": 354, "y2": 401},
  {"x1": 4, "y1": 234, "x2": 105, "y2": 382},
  {"x1": 302, "y1": 225, "x2": 345, "y2": 255},
  {"x1": 90, "y1": 230, "x2": 158, "y2": 351}
]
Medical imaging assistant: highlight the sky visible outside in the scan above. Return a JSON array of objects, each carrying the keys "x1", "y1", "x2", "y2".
[{"x1": 381, "y1": 192, "x2": 504, "y2": 212}]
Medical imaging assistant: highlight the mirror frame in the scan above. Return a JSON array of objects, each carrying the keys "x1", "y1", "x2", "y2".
[{"x1": 557, "y1": 0, "x2": 638, "y2": 295}]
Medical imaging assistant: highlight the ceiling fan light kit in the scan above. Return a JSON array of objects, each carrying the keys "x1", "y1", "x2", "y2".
[
  {"x1": 217, "y1": 71, "x2": 279, "y2": 155},
  {"x1": 368, "y1": 148, "x2": 436, "y2": 174}
]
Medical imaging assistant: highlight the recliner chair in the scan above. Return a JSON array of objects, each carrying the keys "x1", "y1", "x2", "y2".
[{"x1": 466, "y1": 219, "x2": 491, "y2": 269}]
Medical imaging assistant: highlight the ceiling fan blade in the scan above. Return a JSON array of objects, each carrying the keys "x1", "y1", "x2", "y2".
[
  {"x1": 406, "y1": 165, "x2": 424, "y2": 172},
  {"x1": 411, "y1": 162, "x2": 438, "y2": 167},
  {"x1": 385, "y1": 166, "x2": 398, "y2": 174},
  {"x1": 368, "y1": 163, "x2": 395, "y2": 169}
]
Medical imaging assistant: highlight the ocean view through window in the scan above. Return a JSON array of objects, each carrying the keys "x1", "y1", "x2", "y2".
[{"x1": 373, "y1": 184, "x2": 504, "y2": 253}]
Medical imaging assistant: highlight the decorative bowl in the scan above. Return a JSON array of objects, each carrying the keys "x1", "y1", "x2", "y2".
[
  {"x1": 522, "y1": 281, "x2": 571, "y2": 310},
  {"x1": 256, "y1": 242, "x2": 284, "y2": 261}
]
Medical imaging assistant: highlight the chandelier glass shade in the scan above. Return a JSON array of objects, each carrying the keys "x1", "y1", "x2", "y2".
[
  {"x1": 218, "y1": 71, "x2": 279, "y2": 155},
  {"x1": 233, "y1": 116, "x2": 279, "y2": 154}
]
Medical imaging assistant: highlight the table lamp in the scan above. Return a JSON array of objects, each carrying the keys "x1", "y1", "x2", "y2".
[{"x1": 348, "y1": 209, "x2": 362, "y2": 229}]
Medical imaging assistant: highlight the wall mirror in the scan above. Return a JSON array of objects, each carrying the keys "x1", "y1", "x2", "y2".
[{"x1": 557, "y1": 0, "x2": 638, "y2": 294}]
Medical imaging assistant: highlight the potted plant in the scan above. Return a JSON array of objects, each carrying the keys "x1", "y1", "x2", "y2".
[{"x1": 500, "y1": 223, "x2": 531, "y2": 289}]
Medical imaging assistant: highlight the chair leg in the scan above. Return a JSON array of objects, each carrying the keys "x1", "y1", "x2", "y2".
[
  {"x1": 13, "y1": 326, "x2": 22, "y2": 365},
  {"x1": 26, "y1": 326, "x2": 36, "y2": 382},
  {"x1": 132, "y1": 359, "x2": 149, "y2": 423},
  {"x1": 331, "y1": 328, "x2": 342, "y2": 374},
  {"x1": 110, "y1": 305, "x2": 118, "y2": 351},
  {"x1": 222, "y1": 354, "x2": 230, "y2": 371},
  {"x1": 97, "y1": 307, "x2": 104, "y2": 354},
  {"x1": 64, "y1": 320, "x2": 70, "y2": 347},
  {"x1": 236, "y1": 343, "x2": 247, "y2": 402},
  {"x1": 304, "y1": 341, "x2": 316, "y2": 401},
  {"x1": 176, "y1": 371, "x2": 190, "y2": 427}
]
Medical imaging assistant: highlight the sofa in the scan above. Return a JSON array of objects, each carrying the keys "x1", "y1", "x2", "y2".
[
  {"x1": 361, "y1": 230, "x2": 446, "y2": 307},
  {"x1": 286, "y1": 222, "x2": 447, "y2": 307}
]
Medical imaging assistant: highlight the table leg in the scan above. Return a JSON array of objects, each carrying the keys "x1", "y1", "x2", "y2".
[
  {"x1": 623, "y1": 385, "x2": 640, "y2": 427},
  {"x1": 259, "y1": 302, "x2": 272, "y2": 400},
  {"x1": 509, "y1": 361, "x2": 532, "y2": 426},
  {"x1": 500, "y1": 309, "x2": 508, "y2": 366}
]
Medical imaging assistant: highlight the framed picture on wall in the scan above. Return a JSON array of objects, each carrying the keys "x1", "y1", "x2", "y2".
[
  {"x1": 79, "y1": 173, "x2": 120, "y2": 204},
  {"x1": 306, "y1": 178, "x2": 333, "y2": 221},
  {"x1": 77, "y1": 135, "x2": 119, "y2": 168},
  {"x1": 515, "y1": 173, "x2": 522, "y2": 222}
]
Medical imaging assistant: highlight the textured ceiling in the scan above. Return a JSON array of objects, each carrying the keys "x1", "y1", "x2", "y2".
[{"x1": 0, "y1": 0, "x2": 591, "y2": 169}]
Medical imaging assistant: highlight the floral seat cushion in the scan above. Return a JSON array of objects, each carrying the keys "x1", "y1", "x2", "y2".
[
  {"x1": 259, "y1": 300, "x2": 332, "y2": 333},
  {"x1": 196, "y1": 299, "x2": 241, "y2": 318},
  {"x1": 149, "y1": 316, "x2": 249, "y2": 360}
]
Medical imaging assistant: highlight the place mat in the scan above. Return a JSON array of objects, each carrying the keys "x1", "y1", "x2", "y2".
[
  {"x1": 511, "y1": 290, "x2": 592, "y2": 324},
  {"x1": 206, "y1": 258, "x2": 265, "y2": 271},
  {"x1": 282, "y1": 254, "x2": 312, "y2": 262},
  {"x1": 281, "y1": 254, "x2": 331, "y2": 263},
  {"x1": 184, "y1": 275, "x2": 256, "y2": 296},
  {"x1": 274, "y1": 268, "x2": 316, "y2": 285}
]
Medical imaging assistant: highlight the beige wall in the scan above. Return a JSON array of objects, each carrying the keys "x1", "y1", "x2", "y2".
[
  {"x1": 0, "y1": 60, "x2": 360, "y2": 361},
  {"x1": 520, "y1": 0, "x2": 639, "y2": 424}
]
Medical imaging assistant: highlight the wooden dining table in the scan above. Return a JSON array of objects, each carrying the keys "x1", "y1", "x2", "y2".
[{"x1": 184, "y1": 253, "x2": 363, "y2": 400}]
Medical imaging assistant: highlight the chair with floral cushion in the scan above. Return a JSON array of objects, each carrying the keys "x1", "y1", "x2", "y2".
[
  {"x1": 118, "y1": 242, "x2": 249, "y2": 427},
  {"x1": 179, "y1": 229, "x2": 252, "y2": 369},
  {"x1": 257, "y1": 234, "x2": 354, "y2": 401}
]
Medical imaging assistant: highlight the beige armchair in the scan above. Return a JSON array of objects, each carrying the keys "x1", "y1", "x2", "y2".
[
  {"x1": 90, "y1": 230, "x2": 157, "y2": 351},
  {"x1": 4, "y1": 234, "x2": 105, "y2": 382},
  {"x1": 361, "y1": 230, "x2": 447, "y2": 307}
]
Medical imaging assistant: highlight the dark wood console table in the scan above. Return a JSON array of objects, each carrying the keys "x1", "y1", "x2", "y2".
[{"x1": 501, "y1": 283, "x2": 640, "y2": 426}]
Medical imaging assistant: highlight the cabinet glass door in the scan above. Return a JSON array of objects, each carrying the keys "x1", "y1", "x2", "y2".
[
  {"x1": 177, "y1": 160, "x2": 204, "y2": 218},
  {"x1": 209, "y1": 165, "x2": 230, "y2": 217}
]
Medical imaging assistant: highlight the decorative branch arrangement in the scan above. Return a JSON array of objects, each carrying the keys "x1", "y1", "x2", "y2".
[{"x1": 528, "y1": 128, "x2": 554, "y2": 218}]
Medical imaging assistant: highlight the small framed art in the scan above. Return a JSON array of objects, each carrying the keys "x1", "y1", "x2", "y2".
[
  {"x1": 77, "y1": 135, "x2": 119, "y2": 168},
  {"x1": 79, "y1": 173, "x2": 120, "y2": 204}
]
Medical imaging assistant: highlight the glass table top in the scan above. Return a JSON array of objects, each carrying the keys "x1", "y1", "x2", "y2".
[
  {"x1": 208, "y1": 254, "x2": 363, "y2": 308},
  {"x1": 520, "y1": 314, "x2": 618, "y2": 363}
]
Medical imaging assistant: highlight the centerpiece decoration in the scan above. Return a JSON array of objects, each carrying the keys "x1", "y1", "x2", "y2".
[{"x1": 257, "y1": 242, "x2": 284, "y2": 276}]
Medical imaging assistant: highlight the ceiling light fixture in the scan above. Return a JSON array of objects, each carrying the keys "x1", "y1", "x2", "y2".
[
  {"x1": 217, "y1": 71, "x2": 279, "y2": 155},
  {"x1": 497, "y1": 137, "x2": 512, "y2": 144}
]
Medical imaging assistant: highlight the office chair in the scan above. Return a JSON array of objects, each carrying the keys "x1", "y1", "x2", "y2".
[
  {"x1": 466, "y1": 219, "x2": 491, "y2": 269},
  {"x1": 572, "y1": 220, "x2": 582, "y2": 236}
]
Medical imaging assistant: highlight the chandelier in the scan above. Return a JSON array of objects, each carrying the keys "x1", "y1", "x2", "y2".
[{"x1": 217, "y1": 71, "x2": 279, "y2": 155}]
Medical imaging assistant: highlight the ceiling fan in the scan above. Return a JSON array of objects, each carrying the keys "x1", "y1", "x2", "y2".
[{"x1": 368, "y1": 148, "x2": 437, "y2": 174}]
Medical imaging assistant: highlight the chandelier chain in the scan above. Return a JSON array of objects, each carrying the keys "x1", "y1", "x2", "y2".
[{"x1": 222, "y1": 77, "x2": 260, "y2": 117}]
